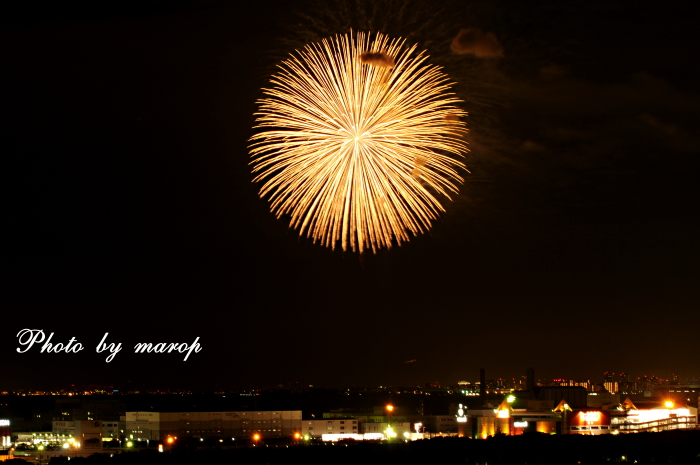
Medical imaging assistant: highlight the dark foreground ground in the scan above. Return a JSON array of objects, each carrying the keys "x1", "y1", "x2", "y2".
[{"x1": 12, "y1": 430, "x2": 700, "y2": 465}]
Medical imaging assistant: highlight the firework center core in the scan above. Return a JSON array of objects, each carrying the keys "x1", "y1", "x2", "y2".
[{"x1": 352, "y1": 131, "x2": 370, "y2": 144}]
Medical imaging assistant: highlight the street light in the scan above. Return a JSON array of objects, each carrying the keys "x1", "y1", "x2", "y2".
[{"x1": 664, "y1": 400, "x2": 675, "y2": 431}]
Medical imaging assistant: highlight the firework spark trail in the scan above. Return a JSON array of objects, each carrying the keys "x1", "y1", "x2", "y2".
[{"x1": 250, "y1": 32, "x2": 468, "y2": 253}]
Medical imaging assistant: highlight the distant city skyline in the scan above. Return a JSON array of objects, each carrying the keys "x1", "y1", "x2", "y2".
[{"x1": 2, "y1": 369, "x2": 698, "y2": 395}]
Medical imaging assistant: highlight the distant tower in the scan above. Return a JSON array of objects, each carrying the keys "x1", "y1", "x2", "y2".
[
  {"x1": 480, "y1": 368, "x2": 486, "y2": 397},
  {"x1": 0, "y1": 419, "x2": 11, "y2": 450},
  {"x1": 526, "y1": 368, "x2": 535, "y2": 391},
  {"x1": 619, "y1": 372, "x2": 630, "y2": 394}
]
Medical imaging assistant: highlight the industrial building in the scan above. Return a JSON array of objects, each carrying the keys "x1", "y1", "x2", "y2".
[
  {"x1": 125, "y1": 410, "x2": 302, "y2": 441},
  {"x1": 301, "y1": 418, "x2": 359, "y2": 437}
]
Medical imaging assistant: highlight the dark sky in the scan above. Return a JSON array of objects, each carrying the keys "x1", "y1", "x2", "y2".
[{"x1": 4, "y1": 0, "x2": 698, "y2": 391}]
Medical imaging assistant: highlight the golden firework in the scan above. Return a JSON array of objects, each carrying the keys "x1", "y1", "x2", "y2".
[{"x1": 250, "y1": 32, "x2": 468, "y2": 253}]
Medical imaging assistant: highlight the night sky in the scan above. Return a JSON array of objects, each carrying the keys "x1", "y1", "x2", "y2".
[{"x1": 4, "y1": 0, "x2": 698, "y2": 391}]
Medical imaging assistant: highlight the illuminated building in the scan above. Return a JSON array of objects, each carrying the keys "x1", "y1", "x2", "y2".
[
  {"x1": 463, "y1": 401, "x2": 519, "y2": 439},
  {"x1": 324, "y1": 405, "x2": 458, "y2": 435},
  {"x1": 0, "y1": 420, "x2": 10, "y2": 449},
  {"x1": 52, "y1": 420, "x2": 75, "y2": 436},
  {"x1": 302, "y1": 418, "x2": 358, "y2": 438},
  {"x1": 461, "y1": 408, "x2": 497, "y2": 439},
  {"x1": 564, "y1": 399, "x2": 698, "y2": 434},
  {"x1": 612, "y1": 399, "x2": 698, "y2": 432},
  {"x1": 666, "y1": 384, "x2": 700, "y2": 407},
  {"x1": 13, "y1": 431, "x2": 72, "y2": 446},
  {"x1": 362, "y1": 422, "x2": 412, "y2": 437},
  {"x1": 510, "y1": 404, "x2": 561, "y2": 435},
  {"x1": 74, "y1": 420, "x2": 104, "y2": 450},
  {"x1": 0, "y1": 420, "x2": 12, "y2": 462},
  {"x1": 604, "y1": 381, "x2": 619, "y2": 394},
  {"x1": 455, "y1": 403, "x2": 467, "y2": 438},
  {"x1": 324, "y1": 406, "x2": 408, "y2": 424},
  {"x1": 550, "y1": 379, "x2": 593, "y2": 391},
  {"x1": 422, "y1": 415, "x2": 458, "y2": 434},
  {"x1": 126, "y1": 410, "x2": 302, "y2": 441},
  {"x1": 567, "y1": 410, "x2": 611, "y2": 435},
  {"x1": 458, "y1": 381, "x2": 480, "y2": 396},
  {"x1": 301, "y1": 419, "x2": 414, "y2": 441},
  {"x1": 101, "y1": 421, "x2": 121, "y2": 442},
  {"x1": 635, "y1": 375, "x2": 665, "y2": 394},
  {"x1": 52, "y1": 419, "x2": 122, "y2": 444}
]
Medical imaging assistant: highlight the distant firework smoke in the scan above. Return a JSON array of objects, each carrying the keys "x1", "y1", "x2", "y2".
[
  {"x1": 250, "y1": 32, "x2": 468, "y2": 253},
  {"x1": 280, "y1": 0, "x2": 505, "y2": 115}
]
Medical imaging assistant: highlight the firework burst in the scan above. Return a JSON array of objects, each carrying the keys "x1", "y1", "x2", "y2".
[{"x1": 249, "y1": 32, "x2": 468, "y2": 253}]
